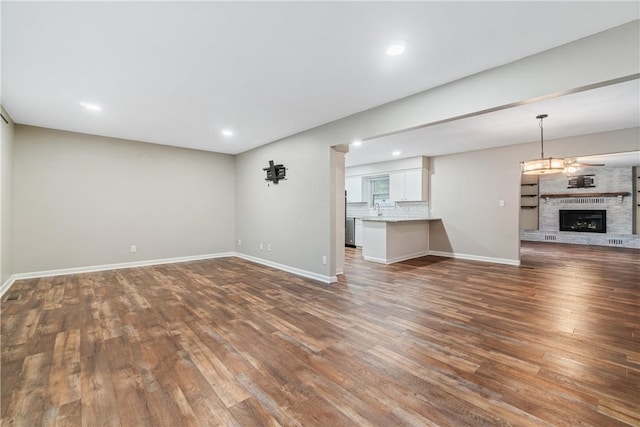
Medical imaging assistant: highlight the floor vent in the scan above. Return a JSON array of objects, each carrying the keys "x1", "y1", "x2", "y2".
[
  {"x1": 544, "y1": 235, "x2": 557, "y2": 241},
  {"x1": 608, "y1": 239, "x2": 624, "y2": 246},
  {"x1": 3, "y1": 293, "x2": 22, "y2": 302}
]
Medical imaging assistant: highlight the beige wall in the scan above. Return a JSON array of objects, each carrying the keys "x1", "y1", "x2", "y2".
[
  {"x1": 1, "y1": 106, "x2": 15, "y2": 284},
  {"x1": 234, "y1": 135, "x2": 334, "y2": 281},
  {"x1": 332, "y1": 146, "x2": 346, "y2": 275},
  {"x1": 429, "y1": 128, "x2": 640, "y2": 262},
  {"x1": 13, "y1": 125, "x2": 235, "y2": 273}
]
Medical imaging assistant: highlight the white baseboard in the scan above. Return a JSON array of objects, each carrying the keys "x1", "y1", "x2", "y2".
[
  {"x1": 362, "y1": 255, "x2": 387, "y2": 264},
  {"x1": 3, "y1": 252, "x2": 338, "y2": 296},
  {"x1": 8, "y1": 252, "x2": 235, "y2": 283},
  {"x1": 233, "y1": 253, "x2": 336, "y2": 284},
  {"x1": 428, "y1": 250, "x2": 520, "y2": 266},
  {"x1": 363, "y1": 250, "x2": 430, "y2": 265},
  {"x1": 2, "y1": 249, "x2": 519, "y2": 298},
  {"x1": 0, "y1": 275, "x2": 17, "y2": 299},
  {"x1": 386, "y1": 250, "x2": 430, "y2": 264}
]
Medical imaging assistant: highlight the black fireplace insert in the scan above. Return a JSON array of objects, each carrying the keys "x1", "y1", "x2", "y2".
[{"x1": 559, "y1": 210, "x2": 606, "y2": 233}]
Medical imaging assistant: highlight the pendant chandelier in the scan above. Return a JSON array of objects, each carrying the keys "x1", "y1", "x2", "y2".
[{"x1": 521, "y1": 114, "x2": 564, "y2": 175}]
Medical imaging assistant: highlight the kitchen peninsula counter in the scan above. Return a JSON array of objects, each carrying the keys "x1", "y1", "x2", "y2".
[{"x1": 361, "y1": 217, "x2": 440, "y2": 264}]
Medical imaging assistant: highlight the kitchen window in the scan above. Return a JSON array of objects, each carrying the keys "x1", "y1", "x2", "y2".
[{"x1": 369, "y1": 175, "x2": 393, "y2": 207}]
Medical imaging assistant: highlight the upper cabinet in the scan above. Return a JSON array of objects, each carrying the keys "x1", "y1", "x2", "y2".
[
  {"x1": 345, "y1": 176, "x2": 363, "y2": 202},
  {"x1": 389, "y1": 169, "x2": 427, "y2": 201},
  {"x1": 346, "y1": 157, "x2": 430, "y2": 205}
]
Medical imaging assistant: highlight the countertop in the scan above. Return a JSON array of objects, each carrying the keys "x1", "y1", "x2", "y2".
[{"x1": 359, "y1": 217, "x2": 441, "y2": 223}]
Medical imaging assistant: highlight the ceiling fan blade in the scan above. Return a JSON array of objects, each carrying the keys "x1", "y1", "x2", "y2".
[{"x1": 579, "y1": 163, "x2": 605, "y2": 167}]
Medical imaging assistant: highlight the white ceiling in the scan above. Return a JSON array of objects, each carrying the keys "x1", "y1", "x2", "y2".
[
  {"x1": 346, "y1": 79, "x2": 640, "y2": 166},
  {"x1": 574, "y1": 151, "x2": 640, "y2": 168},
  {"x1": 2, "y1": 2, "x2": 638, "y2": 155}
]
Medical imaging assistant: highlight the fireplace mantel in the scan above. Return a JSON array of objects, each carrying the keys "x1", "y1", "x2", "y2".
[{"x1": 540, "y1": 192, "x2": 630, "y2": 199}]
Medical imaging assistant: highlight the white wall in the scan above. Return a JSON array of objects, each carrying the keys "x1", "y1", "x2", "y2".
[
  {"x1": 13, "y1": 125, "x2": 235, "y2": 273},
  {"x1": 1, "y1": 106, "x2": 15, "y2": 285},
  {"x1": 234, "y1": 21, "x2": 639, "y2": 280},
  {"x1": 429, "y1": 127, "x2": 640, "y2": 262}
]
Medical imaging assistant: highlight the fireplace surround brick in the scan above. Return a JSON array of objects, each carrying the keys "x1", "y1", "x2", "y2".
[{"x1": 521, "y1": 167, "x2": 638, "y2": 249}]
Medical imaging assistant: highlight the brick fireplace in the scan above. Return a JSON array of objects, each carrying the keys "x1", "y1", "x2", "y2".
[{"x1": 521, "y1": 167, "x2": 639, "y2": 249}]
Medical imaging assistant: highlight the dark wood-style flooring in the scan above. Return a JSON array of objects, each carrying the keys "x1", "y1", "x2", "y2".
[{"x1": 2, "y1": 242, "x2": 639, "y2": 426}]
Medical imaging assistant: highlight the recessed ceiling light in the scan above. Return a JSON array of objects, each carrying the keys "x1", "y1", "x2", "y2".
[
  {"x1": 392, "y1": 150, "x2": 401, "y2": 156},
  {"x1": 80, "y1": 102, "x2": 101, "y2": 111},
  {"x1": 352, "y1": 140, "x2": 363, "y2": 147},
  {"x1": 221, "y1": 129, "x2": 234, "y2": 137},
  {"x1": 386, "y1": 41, "x2": 406, "y2": 56}
]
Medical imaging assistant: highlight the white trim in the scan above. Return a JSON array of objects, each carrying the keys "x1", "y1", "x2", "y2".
[
  {"x1": 0, "y1": 275, "x2": 17, "y2": 298},
  {"x1": 363, "y1": 255, "x2": 387, "y2": 264},
  {"x1": 386, "y1": 250, "x2": 430, "y2": 264},
  {"x1": 363, "y1": 250, "x2": 430, "y2": 265},
  {"x1": 233, "y1": 253, "x2": 336, "y2": 284},
  {"x1": 4, "y1": 252, "x2": 338, "y2": 293},
  {"x1": 428, "y1": 250, "x2": 521, "y2": 266},
  {"x1": 10, "y1": 252, "x2": 235, "y2": 282}
]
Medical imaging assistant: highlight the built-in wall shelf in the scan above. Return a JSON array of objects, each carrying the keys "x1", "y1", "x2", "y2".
[
  {"x1": 520, "y1": 175, "x2": 539, "y2": 231},
  {"x1": 540, "y1": 192, "x2": 630, "y2": 199}
]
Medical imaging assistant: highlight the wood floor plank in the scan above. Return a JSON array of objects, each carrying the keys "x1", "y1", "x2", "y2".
[
  {"x1": 80, "y1": 350, "x2": 121, "y2": 427},
  {"x1": 171, "y1": 354, "x2": 240, "y2": 426},
  {"x1": 1, "y1": 242, "x2": 639, "y2": 425},
  {"x1": 104, "y1": 335, "x2": 153, "y2": 427},
  {"x1": 42, "y1": 400, "x2": 82, "y2": 427},
  {"x1": 174, "y1": 321, "x2": 250, "y2": 408},
  {"x1": 229, "y1": 396, "x2": 282, "y2": 427},
  {"x1": 3, "y1": 352, "x2": 49, "y2": 426},
  {"x1": 47, "y1": 329, "x2": 81, "y2": 407}
]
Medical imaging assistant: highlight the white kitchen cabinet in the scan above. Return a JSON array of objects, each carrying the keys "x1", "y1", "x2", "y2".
[
  {"x1": 345, "y1": 176, "x2": 363, "y2": 202},
  {"x1": 403, "y1": 169, "x2": 423, "y2": 201},
  {"x1": 389, "y1": 169, "x2": 426, "y2": 201},
  {"x1": 389, "y1": 172, "x2": 405, "y2": 202}
]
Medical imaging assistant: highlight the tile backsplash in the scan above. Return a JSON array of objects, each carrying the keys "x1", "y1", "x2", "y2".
[{"x1": 346, "y1": 201, "x2": 429, "y2": 218}]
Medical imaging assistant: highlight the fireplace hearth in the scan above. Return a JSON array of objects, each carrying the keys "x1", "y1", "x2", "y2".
[{"x1": 559, "y1": 210, "x2": 606, "y2": 233}]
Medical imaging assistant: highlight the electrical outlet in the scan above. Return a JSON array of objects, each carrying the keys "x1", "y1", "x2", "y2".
[
  {"x1": 237, "y1": 239, "x2": 241, "y2": 246},
  {"x1": 322, "y1": 256, "x2": 327, "y2": 265},
  {"x1": 259, "y1": 243, "x2": 263, "y2": 250},
  {"x1": 130, "y1": 245, "x2": 137, "y2": 253},
  {"x1": 499, "y1": 200, "x2": 505, "y2": 207},
  {"x1": 267, "y1": 243, "x2": 272, "y2": 251}
]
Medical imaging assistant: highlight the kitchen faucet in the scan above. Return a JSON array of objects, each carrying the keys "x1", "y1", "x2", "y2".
[{"x1": 375, "y1": 203, "x2": 382, "y2": 216}]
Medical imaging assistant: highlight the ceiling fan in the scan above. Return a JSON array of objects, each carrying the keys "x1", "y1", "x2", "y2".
[{"x1": 563, "y1": 157, "x2": 606, "y2": 175}]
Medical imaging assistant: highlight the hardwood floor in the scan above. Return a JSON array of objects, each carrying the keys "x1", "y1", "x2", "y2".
[{"x1": 2, "y1": 242, "x2": 639, "y2": 426}]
